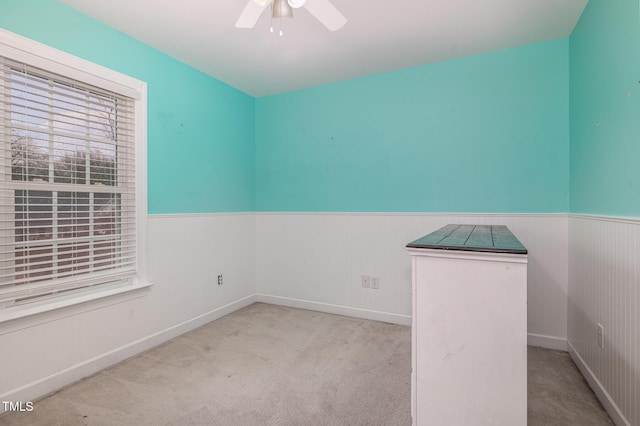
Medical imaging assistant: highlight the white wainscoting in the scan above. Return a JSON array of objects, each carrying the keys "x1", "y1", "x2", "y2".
[
  {"x1": 568, "y1": 215, "x2": 639, "y2": 426},
  {"x1": 0, "y1": 213, "x2": 256, "y2": 411},
  {"x1": 0, "y1": 211, "x2": 575, "y2": 414},
  {"x1": 256, "y1": 213, "x2": 568, "y2": 347}
]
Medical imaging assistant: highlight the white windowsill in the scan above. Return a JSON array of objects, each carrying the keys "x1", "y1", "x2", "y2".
[{"x1": 0, "y1": 281, "x2": 152, "y2": 330}]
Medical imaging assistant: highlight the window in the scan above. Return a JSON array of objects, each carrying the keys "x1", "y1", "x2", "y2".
[{"x1": 0, "y1": 30, "x2": 147, "y2": 309}]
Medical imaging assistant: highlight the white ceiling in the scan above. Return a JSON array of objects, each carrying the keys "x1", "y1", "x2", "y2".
[{"x1": 60, "y1": 0, "x2": 588, "y2": 97}]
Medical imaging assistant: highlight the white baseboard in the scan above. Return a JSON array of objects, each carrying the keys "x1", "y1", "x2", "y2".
[
  {"x1": 256, "y1": 294, "x2": 412, "y2": 326},
  {"x1": 567, "y1": 341, "x2": 630, "y2": 426},
  {"x1": 527, "y1": 333, "x2": 567, "y2": 351},
  {"x1": 1, "y1": 294, "x2": 257, "y2": 412}
]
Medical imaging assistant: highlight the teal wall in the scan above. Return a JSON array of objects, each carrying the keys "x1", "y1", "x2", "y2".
[
  {"x1": 570, "y1": 0, "x2": 640, "y2": 216},
  {"x1": 2, "y1": 1, "x2": 576, "y2": 215},
  {"x1": 0, "y1": 0, "x2": 255, "y2": 214},
  {"x1": 256, "y1": 39, "x2": 570, "y2": 212}
]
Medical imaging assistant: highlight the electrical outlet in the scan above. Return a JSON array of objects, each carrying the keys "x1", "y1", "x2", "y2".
[
  {"x1": 218, "y1": 274, "x2": 223, "y2": 286},
  {"x1": 371, "y1": 276, "x2": 379, "y2": 289},
  {"x1": 361, "y1": 275, "x2": 370, "y2": 288},
  {"x1": 597, "y1": 323, "x2": 604, "y2": 349}
]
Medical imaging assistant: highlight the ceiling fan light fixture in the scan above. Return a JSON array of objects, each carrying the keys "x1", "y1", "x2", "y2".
[
  {"x1": 287, "y1": 0, "x2": 306, "y2": 8},
  {"x1": 272, "y1": 0, "x2": 293, "y2": 18}
]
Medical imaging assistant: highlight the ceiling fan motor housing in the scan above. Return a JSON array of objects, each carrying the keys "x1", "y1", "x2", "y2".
[
  {"x1": 273, "y1": 0, "x2": 294, "y2": 18},
  {"x1": 242, "y1": 0, "x2": 346, "y2": 32}
]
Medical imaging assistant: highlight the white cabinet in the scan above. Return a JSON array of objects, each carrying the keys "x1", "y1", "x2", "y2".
[{"x1": 406, "y1": 224, "x2": 528, "y2": 426}]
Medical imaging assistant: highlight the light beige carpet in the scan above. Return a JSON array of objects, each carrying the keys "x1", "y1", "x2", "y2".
[
  {"x1": 527, "y1": 346, "x2": 613, "y2": 425},
  {"x1": 1, "y1": 303, "x2": 412, "y2": 425},
  {"x1": 1, "y1": 303, "x2": 613, "y2": 425}
]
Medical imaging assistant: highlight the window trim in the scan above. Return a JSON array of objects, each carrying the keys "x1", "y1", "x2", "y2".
[{"x1": 0, "y1": 29, "x2": 148, "y2": 321}]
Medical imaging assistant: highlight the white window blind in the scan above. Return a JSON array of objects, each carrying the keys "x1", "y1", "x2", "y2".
[{"x1": 0, "y1": 56, "x2": 137, "y2": 304}]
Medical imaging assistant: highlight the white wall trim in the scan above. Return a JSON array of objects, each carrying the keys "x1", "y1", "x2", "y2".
[
  {"x1": 527, "y1": 333, "x2": 567, "y2": 351},
  {"x1": 570, "y1": 213, "x2": 640, "y2": 225},
  {"x1": 567, "y1": 341, "x2": 630, "y2": 426},
  {"x1": 149, "y1": 212, "x2": 255, "y2": 219},
  {"x1": 257, "y1": 294, "x2": 411, "y2": 326},
  {"x1": 147, "y1": 212, "x2": 640, "y2": 223},
  {"x1": 0, "y1": 294, "x2": 257, "y2": 413},
  {"x1": 0, "y1": 282, "x2": 152, "y2": 332},
  {"x1": 256, "y1": 211, "x2": 568, "y2": 218},
  {"x1": 0, "y1": 29, "x2": 144, "y2": 99}
]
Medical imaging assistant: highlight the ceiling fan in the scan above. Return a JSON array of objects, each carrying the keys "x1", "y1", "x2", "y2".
[{"x1": 235, "y1": 0, "x2": 347, "y2": 32}]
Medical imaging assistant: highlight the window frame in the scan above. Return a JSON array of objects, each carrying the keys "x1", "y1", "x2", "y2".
[{"x1": 0, "y1": 29, "x2": 148, "y2": 321}]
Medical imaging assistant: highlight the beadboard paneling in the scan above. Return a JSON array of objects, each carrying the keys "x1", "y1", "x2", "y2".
[
  {"x1": 0, "y1": 213, "x2": 256, "y2": 410},
  {"x1": 568, "y1": 215, "x2": 638, "y2": 426},
  {"x1": 256, "y1": 213, "x2": 568, "y2": 343}
]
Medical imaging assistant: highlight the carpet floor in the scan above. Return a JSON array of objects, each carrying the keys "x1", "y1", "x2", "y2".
[
  {"x1": 0, "y1": 303, "x2": 613, "y2": 425},
  {"x1": 527, "y1": 346, "x2": 614, "y2": 425}
]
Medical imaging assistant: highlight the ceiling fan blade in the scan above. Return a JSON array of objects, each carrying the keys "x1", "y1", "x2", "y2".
[
  {"x1": 303, "y1": 0, "x2": 347, "y2": 31},
  {"x1": 235, "y1": 0, "x2": 272, "y2": 29}
]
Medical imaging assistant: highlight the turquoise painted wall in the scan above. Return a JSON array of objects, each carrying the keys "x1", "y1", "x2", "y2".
[
  {"x1": 255, "y1": 39, "x2": 569, "y2": 213},
  {"x1": 0, "y1": 0, "x2": 255, "y2": 214},
  {"x1": 570, "y1": 0, "x2": 640, "y2": 216},
  {"x1": 2, "y1": 0, "x2": 574, "y2": 215}
]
